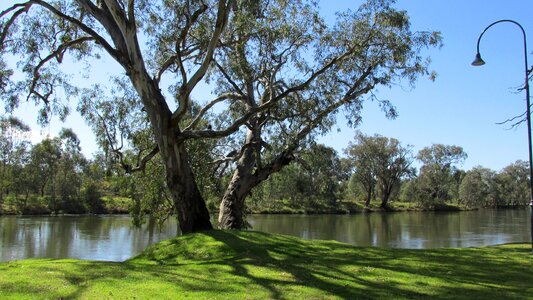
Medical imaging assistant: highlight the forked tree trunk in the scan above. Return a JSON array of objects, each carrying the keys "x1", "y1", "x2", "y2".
[
  {"x1": 218, "y1": 167, "x2": 255, "y2": 229},
  {"x1": 218, "y1": 129, "x2": 259, "y2": 229},
  {"x1": 218, "y1": 127, "x2": 295, "y2": 229},
  {"x1": 380, "y1": 184, "x2": 393, "y2": 209}
]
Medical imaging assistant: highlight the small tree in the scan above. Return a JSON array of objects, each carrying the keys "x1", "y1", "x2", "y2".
[
  {"x1": 83, "y1": 181, "x2": 104, "y2": 214},
  {"x1": 496, "y1": 160, "x2": 530, "y2": 206},
  {"x1": 29, "y1": 138, "x2": 62, "y2": 200},
  {"x1": 414, "y1": 144, "x2": 467, "y2": 208},
  {"x1": 459, "y1": 166, "x2": 497, "y2": 208},
  {"x1": 345, "y1": 132, "x2": 414, "y2": 208},
  {"x1": 0, "y1": 116, "x2": 30, "y2": 207},
  {"x1": 345, "y1": 134, "x2": 378, "y2": 208}
]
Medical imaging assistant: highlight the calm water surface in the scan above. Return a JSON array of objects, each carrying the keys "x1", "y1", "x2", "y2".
[
  {"x1": 0, "y1": 215, "x2": 178, "y2": 262},
  {"x1": 0, "y1": 209, "x2": 530, "y2": 262},
  {"x1": 248, "y1": 209, "x2": 531, "y2": 249}
]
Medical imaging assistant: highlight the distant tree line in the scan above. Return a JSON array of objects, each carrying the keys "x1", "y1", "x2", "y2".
[
  {"x1": 0, "y1": 116, "x2": 122, "y2": 215},
  {"x1": 0, "y1": 116, "x2": 529, "y2": 219},
  {"x1": 248, "y1": 132, "x2": 530, "y2": 213}
]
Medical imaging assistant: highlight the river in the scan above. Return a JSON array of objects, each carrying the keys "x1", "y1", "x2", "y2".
[{"x1": 0, "y1": 209, "x2": 530, "y2": 262}]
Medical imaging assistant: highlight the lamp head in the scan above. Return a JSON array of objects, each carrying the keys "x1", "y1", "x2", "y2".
[{"x1": 471, "y1": 53, "x2": 486, "y2": 66}]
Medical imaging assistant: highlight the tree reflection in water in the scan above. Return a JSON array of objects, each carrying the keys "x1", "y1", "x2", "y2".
[{"x1": 0, "y1": 209, "x2": 529, "y2": 262}]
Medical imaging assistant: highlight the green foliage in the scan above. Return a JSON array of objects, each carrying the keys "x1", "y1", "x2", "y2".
[
  {"x1": 496, "y1": 160, "x2": 530, "y2": 206},
  {"x1": 1, "y1": 231, "x2": 532, "y2": 299},
  {"x1": 0, "y1": 116, "x2": 30, "y2": 208},
  {"x1": 344, "y1": 132, "x2": 414, "y2": 208},
  {"x1": 459, "y1": 167, "x2": 497, "y2": 208},
  {"x1": 83, "y1": 181, "x2": 104, "y2": 214},
  {"x1": 1, "y1": 0, "x2": 443, "y2": 227},
  {"x1": 248, "y1": 144, "x2": 344, "y2": 212},
  {"x1": 412, "y1": 144, "x2": 467, "y2": 209}
]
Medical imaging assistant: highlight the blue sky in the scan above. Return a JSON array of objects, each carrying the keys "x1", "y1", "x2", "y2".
[
  {"x1": 319, "y1": 0, "x2": 533, "y2": 171},
  {"x1": 3, "y1": 0, "x2": 533, "y2": 171}
]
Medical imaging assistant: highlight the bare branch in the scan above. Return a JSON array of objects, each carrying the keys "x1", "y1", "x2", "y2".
[
  {"x1": 175, "y1": 47, "x2": 187, "y2": 85},
  {"x1": 496, "y1": 110, "x2": 528, "y2": 130},
  {"x1": 214, "y1": 59, "x2": 245, "y2": 96},
  {"x1": 184, "y1": 0, "x2": 233, "y2": 92},
  {"x1": 22, "y1": 0, "x2": 122, "y2": 64},
  {"x1": 27, "y1": 36, "x2": 94, "y2": 104},
  {"x1": 0, "y1": 2, "x2": 31, "y2": 18},
  {"x1": 130, "y1": 146, "x2": 159, "y2": 173},
  {"x1": 209, "y1": 156, "x2": 235, "y2": 166},
  {"x1": 181, "y1": 110, "x2": 256, "y2": 140},
  {"x1": 154, "y1": 55, "x2": 177, "y2": 84},
  {"x1": 183, "y1": 93, "x2": 244, "y2": 131},
  {"x1": 0, "y1": 2, "x2": 32, "y2": 49}
]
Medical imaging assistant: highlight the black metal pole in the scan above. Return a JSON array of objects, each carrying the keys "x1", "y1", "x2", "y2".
[
  {"x1": 474, "y1": 20, "x2": 533, "y2": 251},
  {"x1": 526, "y1": 66, "x2": 533, "y2": 253}
]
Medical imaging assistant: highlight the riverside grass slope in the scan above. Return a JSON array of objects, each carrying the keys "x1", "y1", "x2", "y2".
[{"x1": 0, "y1": 231, "x2": 532, "y2": 299}]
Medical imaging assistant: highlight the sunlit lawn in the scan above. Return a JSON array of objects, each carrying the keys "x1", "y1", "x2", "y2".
[{"x1": 0, "y1": 230, "x2": 532, "y2": 299}]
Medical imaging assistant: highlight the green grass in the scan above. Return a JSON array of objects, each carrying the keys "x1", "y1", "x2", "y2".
[{"x1": 1, "y1": 231, "x2": 532, "y2": 299}]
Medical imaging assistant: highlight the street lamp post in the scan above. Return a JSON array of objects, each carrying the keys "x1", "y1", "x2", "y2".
[{"x1": 472, "y1": 19, "x2": 533, "y2": 251}]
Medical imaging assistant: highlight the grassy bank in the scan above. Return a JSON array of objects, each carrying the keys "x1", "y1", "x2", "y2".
[
  {"x1": 0, "y1": 195, "x2": 130, "y2": 215},
  {"x1": 1, "y1": 231, "x2": 532, "y2": 299},
  {"x1": 250, "y1": 200, "x2": 470, "y2": 214}
]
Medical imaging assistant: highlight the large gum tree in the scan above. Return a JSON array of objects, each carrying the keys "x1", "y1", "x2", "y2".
[
  {"x1": 0, "y1": 0, "x2": 239, "y2": 233},
  {"x1": 212, "y1": 0, "x2": 441, "y2": 228}
]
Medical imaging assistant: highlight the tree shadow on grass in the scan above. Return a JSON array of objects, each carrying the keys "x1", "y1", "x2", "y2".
[
  {"x1": 193, "y1": 231, "x2": 533, "y2": 299},
  {"x1": 2, "y1": 232, "x2": 532, "y2": 299}
]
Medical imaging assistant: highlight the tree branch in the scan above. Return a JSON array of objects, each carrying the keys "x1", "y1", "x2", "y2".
[
  {"x1": 175, "y1": 47, "x2": 187, "y2": 85},
  {"x1": 181, "y1": 98, "x2": 274, "y2": 140},
  {"x1": 270, "y1": 50, "x2": 353, "y2": 104},
  {"x1": 250, "y1": 67, "x2": 376, "y2": 185},
  {"x1": 2, "y1": 0, "x2": 125, "y2": 67},
  {"x1": 102, "y1": 0, "x2": 131, "y2": 34},
  {"x1": 0, "y1": 2, "x2": 32, "y2": 49},
  {"x1": 183, "y1": 51, "x2": 365, "y2": 140},
  {"x1": 214, "y1": 59, "x2": 245, "y2": 96},
  {"x1": 27, "y1": 36, "x2": 95, "y2": 104},
  {"x1": 183, "y1": 93, "x2": 244, "y2": 131},
  {"x1": 154, "y1": 55, "x2": 177, "y2": 84},
  {"x1": 154, "y1": 3, "x2": 207, "y2": 84},
  {"x1": 127, "y1": 0, "x2": 135, "y2": 26},
  {"x1": 172, "y1": 0, "x2": 235, "y2": 123},
  {"x1": 130, "y1": 145, "x2": 159, "y2": 173}
]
